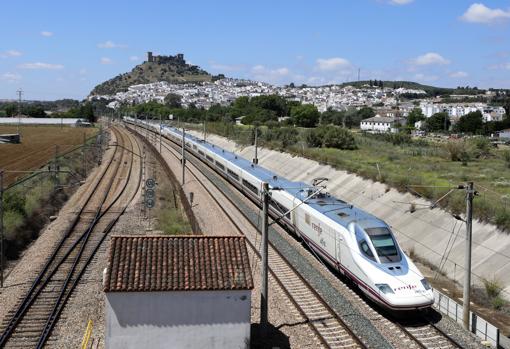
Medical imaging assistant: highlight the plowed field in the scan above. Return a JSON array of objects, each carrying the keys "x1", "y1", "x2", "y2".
[{"x1": 0, "y1": 125, "x2": 97, "y2": 186}]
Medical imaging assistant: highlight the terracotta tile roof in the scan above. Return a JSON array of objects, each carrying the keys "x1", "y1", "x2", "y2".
[{"x1": 104, "y1": 235, "x2": 254, "y2": 292}]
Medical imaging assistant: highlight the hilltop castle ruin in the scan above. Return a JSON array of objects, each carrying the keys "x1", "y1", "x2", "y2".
[{"x1": 146, "y1": 52, "x2": 185, "y2": 64}]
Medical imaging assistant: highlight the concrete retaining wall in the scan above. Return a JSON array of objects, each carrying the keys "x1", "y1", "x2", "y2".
[{"x1": 189, "y1": 130, "x2": 510, "y2": 299}]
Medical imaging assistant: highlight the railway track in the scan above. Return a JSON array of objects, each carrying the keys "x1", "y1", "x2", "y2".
[
  {"x1": 137, "y1": 126, "x2": 366, "y2": 349},
  {"x1": 136, "y1": 123, "x2": 468, "y2": 349},
  {"x1": 0, "y1": 126, "x2": 141, "y2": 348}
]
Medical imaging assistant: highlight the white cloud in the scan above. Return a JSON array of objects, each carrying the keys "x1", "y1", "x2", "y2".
[
  {"x1": 315, "y1": 57, "x2": 351, "y2": 71},
  {"x1": 250, "y1": 65, "x2": 292, "y2": 84},
  {"x1": 389, "y1": 0, "x2": 414, "y2": 5},
  {"x1": 100, "y1": 57, "x2": 113, "y2": 64},
  {"x1": 414, "y1": 73, "x2": 439, "y2": 82},
  {"x1": 449, "y1": 71, "x2": 468, "y2": 78},
  {"x1": 489, "y1": 62, "x2": 510, "y2": 70},
  {"x1": 0, "y1": 50, "x2": 22, "y2": 58},
  {"x1": 411, "y1": 52, "x2": 450, "y2": 65},
  {"x1": 1, "y1": 72, "x2": 22, "y2": 82},
  {"x1": 98, "y1": 40, "x2": 128, "y2": 49},
  {"x1": 209, "y1": 61, "x2": 245, "y2": 72},
  {"x1": 41, "y1": 31, "x2": 53, "y2": 37},
  {"x1": 129, "y1": 56, "x2": 140, "y2": 61},
  {"x1": 18, "y1": 62, "x2": 64, "y2": 70},
  {"x1": 461, "y1": 3, "x2": 510, "y2": 24}
]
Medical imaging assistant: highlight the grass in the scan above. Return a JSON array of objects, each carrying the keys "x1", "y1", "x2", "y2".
[
  {"x1": 156, "y1": 208, "x2": 191, "y2": 235},
  {"x1": 188, "y1": 121, "x2": 510, "y2": 232}
]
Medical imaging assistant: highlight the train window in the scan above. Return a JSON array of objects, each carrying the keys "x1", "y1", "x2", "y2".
[
  {"x1": 206, "y1": 155, "x2": 214, "y2": 163},
  {"x1": 365, "y1": 227, "x2": 401, "y2": 263},
  {"x1": 305, "y1": 213, "x2": 310, "y2": 225},
  {"x1": 185, "y1": 143, "x2": 191, "y2": 148},
  {"x1": 270, "y1": 198, "x2": 290, "y2": 219},
  {"x1": 198, "y1": 150, "x2": 204, "y2": 156},
  {"x1": 359, "y1": 240, "x2": 376, "y2": 261},
  {"x1": 242, "y1": 179, "x2": 258, "y2": 195},
  {"x1": 227, "y1": 169, "x2": 239, "y2": 181},
  {"x1": 193, "y1": 145, "x2": 197, "y2": 150},
  {"x1": 215, "y1": 161, "x2": 225, "y2": 171}
]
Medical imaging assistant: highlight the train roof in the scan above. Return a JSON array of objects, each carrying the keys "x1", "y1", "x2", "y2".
[{"x1": 163, "y1": 124, "x2": 385, "y2": 230}]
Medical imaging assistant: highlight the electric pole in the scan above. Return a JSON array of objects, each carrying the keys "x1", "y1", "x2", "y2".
[
  {"x1": 463, "y1": 181, "x2": 474, "y2": 331},
  {"x1": 260, "y1": 182, "x2": 269, "y2": 333},
  {"x1": 203, "y1": 116, "x2": 206, "y2": 142},
  {"x1": 181, "y1": 128, "x2": 186, "y2": 186},
  {"x1": 253, "y1": 127, "x2": 258, "y2": 165},
  {"x1": 16, "y1": 88, "x2": 23, "y2": 137}
]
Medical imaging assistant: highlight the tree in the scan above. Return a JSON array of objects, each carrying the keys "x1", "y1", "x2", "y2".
[
  {"x1": 407, "y1": 108, "x2": 425, "y2": 128},
  {"x1": 4, "y1": 103, "x2": 17, "y2": 117},
  {"x1": 79, "y1": 103, "x2": 95, "y2": 123},
  {"x1": 357, "y1": 106, "x2": 375, "y2": 120},
  {"x1": 306, "y1": 126, "x2": 357, "y2": 150},
  {"x1": 455, "y1": 111, "x2": 483, "y2": 134},
  {"x1": 291, "y1": 104, "x2": 320, "y2": 127},
  {"x1": 164, "y1": 93, "x2": 182, "y2": 108},
  {"x1": 424, "y1": 112, "x2": 450, "y2": 132}
]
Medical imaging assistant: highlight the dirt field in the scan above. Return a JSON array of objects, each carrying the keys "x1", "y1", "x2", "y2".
[{"x1": 0, "y1": 125, "x2": 97, "y2": 186}]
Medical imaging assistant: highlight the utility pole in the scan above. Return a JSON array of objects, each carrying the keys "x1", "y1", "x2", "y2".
[
  {"x1": 16, "y1": 88, "x2": 23, "y2": 137},
  {"x1": 82, "y1": 133, "x2": 87, "y2": 178},
  {"x1": 463, "y1": 181, "x2": 474, "y2": 331},
  {"x1": 260, "y1": 182, "x2": 269, "y2": 333},
  {"x1": 0, "y1": 170, "x2": 4, "y2": 288},
  {"x1": 203, "y1": 117, "x2": 206, "y2": 142},
  {"x1": 253, "y1": 127, "x2": 258, "y2": 165},
  {"x1": 181, "y1": 128, "x2": 186, "y2": 185}
]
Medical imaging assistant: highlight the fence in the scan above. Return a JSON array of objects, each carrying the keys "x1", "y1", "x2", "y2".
[{"x1": 433, "y1": 288, "x2": 510, "y2": 348}]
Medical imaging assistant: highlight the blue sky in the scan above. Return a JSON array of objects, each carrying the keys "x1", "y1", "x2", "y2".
[{"x1": 1, "y1": 0, "x2": 510, "y2": 100}]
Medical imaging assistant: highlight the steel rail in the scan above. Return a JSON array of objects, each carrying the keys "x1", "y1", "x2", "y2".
[{"x1": 137, "y1": 125, "x2": 367, "y2": 349}]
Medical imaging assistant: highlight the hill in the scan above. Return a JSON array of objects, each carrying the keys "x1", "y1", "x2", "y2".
[
  {"x1": 338, "y1": 80, "x2": 485, "y2": 96},
  {"x1": 90, "y1": 53, "x2": 212, "y2": 96}
]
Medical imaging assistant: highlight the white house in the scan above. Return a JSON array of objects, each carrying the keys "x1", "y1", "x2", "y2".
[
  {"x1": 104, "y1": 235, "x2": 253, "y2": 349},
  {"x1": 360, "y1": 115, "x2": 402, "y2": 133}
]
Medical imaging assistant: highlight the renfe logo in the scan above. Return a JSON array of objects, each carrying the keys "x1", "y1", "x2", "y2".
[
  {"x1": 394, "y1": 285, "x2": 417, "y2": 292},
  {"x1": 311, "y1": 222, "x2": 322, "y2": 234}
]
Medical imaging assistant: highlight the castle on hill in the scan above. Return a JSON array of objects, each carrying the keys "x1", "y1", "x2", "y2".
[{"x1": 146, "y1": 52, "x2": 185, "y2": 64}]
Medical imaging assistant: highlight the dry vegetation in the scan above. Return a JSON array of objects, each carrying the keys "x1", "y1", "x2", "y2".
[{"x1": 0, "y1": 125, "x2": 97, "y2": 186}]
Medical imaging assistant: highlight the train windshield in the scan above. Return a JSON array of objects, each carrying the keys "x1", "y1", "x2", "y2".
[{"x1": 365, "y1": 227, "x2": 401, "y2": 263}]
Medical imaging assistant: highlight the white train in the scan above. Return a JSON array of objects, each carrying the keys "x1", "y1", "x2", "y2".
[{"x1": 125, "y1": 117, "x2": 434, "y2": 310}]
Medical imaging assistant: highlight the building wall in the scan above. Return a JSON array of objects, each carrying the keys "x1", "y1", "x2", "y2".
[
  {"x1": 105, "y1": 290, "x2": 251, "y2": 349},
  {"x1": 360, "y1": 121, "x2": 392, "y2": 133}
]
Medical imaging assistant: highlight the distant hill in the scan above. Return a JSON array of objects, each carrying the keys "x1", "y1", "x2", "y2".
[
  {"x1": 90, "y1": 53, "x2": 212, "y2": 96},
  {"x1": 338, "y1": 80, "x2": 485, "y2": 96}
]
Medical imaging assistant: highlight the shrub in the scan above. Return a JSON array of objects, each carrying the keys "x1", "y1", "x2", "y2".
[
  {"x1": 444, "y1": 141, "x2": 471, "y2": 162},
  {"x1": 306, "y1": 126, "x2": 357, "y2": 150},
  {"x1": 491, "y1": 296, "x2": 506, "y2": 310},
  {"x1": 483, "y1": 277, "x2": 503, "y2": 298},
  {"x1": 4, "y1": 210, "x2": 24, "y2": 240}
]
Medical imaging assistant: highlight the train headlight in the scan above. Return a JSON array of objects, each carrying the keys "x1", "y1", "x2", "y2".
[
  {"x1": 420, "y1": 279, "x2": 432, "y2": 290},
  {"x1": 375, "y1": 283, "x2": 394, "y2": 294}
]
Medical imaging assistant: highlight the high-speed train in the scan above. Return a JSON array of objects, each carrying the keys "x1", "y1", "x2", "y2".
[{"x1": 125, "y1": 117, "x2": 434, "y2": 310}]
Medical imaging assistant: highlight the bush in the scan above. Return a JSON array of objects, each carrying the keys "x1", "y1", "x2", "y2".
[
  {"x1": 483, "y1": 277, "x2": 503, "y2": 298},
  {"x1": 4, "y1": 210, "x2": 24, "y2": 240},
  {"x1": 503, "y1": 150, "x2": 510, "y2": 168},
  {"x1": 444, "y1": 141, "x2": 471, "y2": 162},
  {"x1": 491, "y1": 296, "x2": 507, "y2": 310},
  {"x1": 306, "y1": 126, "x2": 357, "y2": 150}
]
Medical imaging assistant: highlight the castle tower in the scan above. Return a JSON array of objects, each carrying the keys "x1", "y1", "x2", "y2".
[{"x1": 147, "y1": 51, "x2": 153, "y2": 63}]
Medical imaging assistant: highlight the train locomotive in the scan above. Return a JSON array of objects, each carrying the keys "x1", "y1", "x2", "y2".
[{"x1": 125, "y1": 117, "x2": 434, "y2": 310}]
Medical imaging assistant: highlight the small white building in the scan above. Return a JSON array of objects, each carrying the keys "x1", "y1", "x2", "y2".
[
  {"x1": 104, "y1": 236, "x2": 253, "y2": 349},
  {"x1": 360, "y1": 115, "x2": 401, "y2": 133}
]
